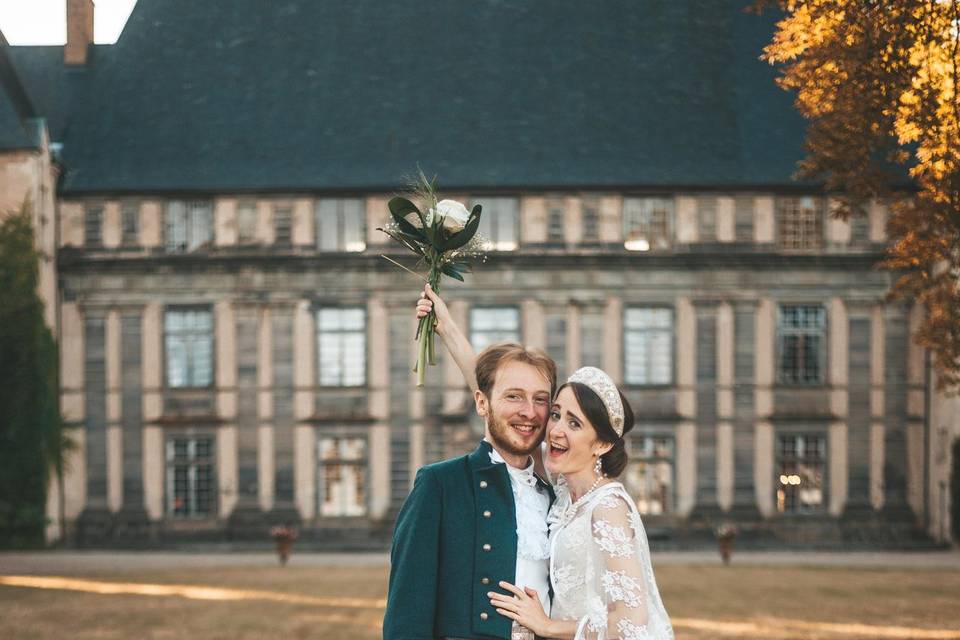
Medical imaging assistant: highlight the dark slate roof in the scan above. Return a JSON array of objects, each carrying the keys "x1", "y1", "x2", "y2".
[
  {"x1": 5, "y1": 45, "x2": 108, "y2": 143},
  {"x1": 0, "y1": 39, "x2": 40, "y2": 150},
  {"x1": 58, "y1": 0, "x2": 810, "y2": 194}
]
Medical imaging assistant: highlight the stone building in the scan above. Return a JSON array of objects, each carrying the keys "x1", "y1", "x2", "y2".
[{"x1": 1, "y1": 0, "x2": 956, "y2": 547}]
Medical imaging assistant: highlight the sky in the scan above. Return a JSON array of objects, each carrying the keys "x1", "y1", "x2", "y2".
[{"x1": 0, "y1": 0, "x2": 136, "y2": 44}]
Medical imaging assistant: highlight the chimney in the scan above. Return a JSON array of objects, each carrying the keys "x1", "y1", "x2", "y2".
[{"x1": 65, "y1": 0, "x2": 94, "y2": 66}]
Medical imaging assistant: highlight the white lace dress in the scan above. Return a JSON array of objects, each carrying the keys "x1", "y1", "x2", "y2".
[{"x1": 548, "y1": 480, "x2": 674, "y2": 640}]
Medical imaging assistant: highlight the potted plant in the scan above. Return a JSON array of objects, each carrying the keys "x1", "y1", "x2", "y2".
[
  {"x1": 714, "y1": 522, "x2": 738, "y2": 565},
  {"x1": 270, "y1": 525, "x2": 298, "y2": 566}
]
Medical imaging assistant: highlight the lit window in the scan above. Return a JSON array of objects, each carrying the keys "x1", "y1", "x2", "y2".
[
  {"x1": 777, "y1": 196, "x2": 823, "y2": 250},
  {"x1": 315, "y1": 199, "x2": 366, "y2": 252},
  {"x1": 777, "y1": 305, "x2": 826, "y2": 385},
  {"x1": 318, "y1": 437, "x2": 367, "y2": 516},
  {"x1": 470, "y1": 307, "x2": 520, "y2": 351},
  {"x1": 623, "y1": 197, "x2": 673, "y2": 251},
  {"x1": 317, "y1": 307, "x2": 366, "y2": 386},
  {"x1": 165, "y1": 308, "x2": 213, "y2": 388},
  {"x1": 165, "y1": 436, "x2": 215, "y2": 518},
  {"x1": 776, "y1": 434, "x2": 826, "y2": 514},
  {"x1": 164, "y1": 200, "x2": 213, "y2": 253},
  {"x1": 624, "y1": 436, "x2": 675, "y2": 515},
  {"x1": 473, "y1": 197, "x2": 518, "y2": 251},
  {"x1": 624, "y1": 308, "x2": 673, "y2": 385}
]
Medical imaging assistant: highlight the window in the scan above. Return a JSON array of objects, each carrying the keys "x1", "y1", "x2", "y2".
[
  {"x1": 165, "y1": 308, "x2": 214, "y2": 388},
  {"x1": 274, "y1": 205, "x2": 292, "y2": 246},
  {"x1": 624, "y1": 308, "x2": 673, "y2": 385},
  {"x1": 165, "y1": 436, "x2": 215, "y2": 517},
  {"x1": 777, "y1": 196, "x2": 823, "y2": 250},
  {"x1": 237, "y1": 201, "x2": 258, "y2": 244},
  {"x1": 317, "y1": 307, "x2": 366, "y2": 386},
  {"x1": 623, "y1": 197, "x2": 673, "y2": 251},
  {"x1": 624, "y1": 436, "x2": 674, "y2": 515},
  {"x1": 776, "y1": 434, "x2": 826, "y2": 514},
  {"x1": 164, "y1": 200, "x2": 213, "y2": 252},
  {"x1": 581, "y1": 196, "x2": 600, "y2": 243},
  {"x1": 315, "y1": 198, "x2": 366, "y2": 252},
  {"x1": 850, "y1": 213, "x2": 869, "y2": 246},
  {"x1": 546, "y1": 197, "x2": 565, "y2": 243},
  {"x1": 470, "y1": 307, "x2": 520, "y2": 351},
  {"x1": 474, "y1": 197, "x2": 518, "y2": 251},
  {"x1": 777, "y1": 305, "x2": 826, "y2": 385},
  {"x1": 734, "y1": 195, "x2": 754, "y2": 242},
  {"x1": 121, "y1": 201, "x2": 139, "y2": 246},
  {"x1": 84, "y1": 203, "x2": 102, "y2": 247},
  {"x1": 698, "y1": 195, "x2": 717, "y2": 241},
  {"x1": 317, "y1": 436, "x2": 367, "y2": 516}
]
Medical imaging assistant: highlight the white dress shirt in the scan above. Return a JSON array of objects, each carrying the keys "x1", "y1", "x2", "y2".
[{"x1": 488, "y1": 443, "x2": 551, "y2": 616}]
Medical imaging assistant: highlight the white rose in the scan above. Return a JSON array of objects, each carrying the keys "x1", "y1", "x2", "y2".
[{"x1": 433, "y1": 199, "x2": 470, "y2": 232}]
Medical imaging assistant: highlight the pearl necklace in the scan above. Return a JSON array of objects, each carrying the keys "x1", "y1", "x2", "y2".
[
  {"x1": 549, "y1": 474, "x2": 610, "y2": 530},
  {"x1": 571, "y1": 473, "x2": 607, "y2": 504}
]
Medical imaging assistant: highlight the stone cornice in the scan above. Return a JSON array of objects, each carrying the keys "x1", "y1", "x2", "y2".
[{"x1": 58, "y1": 246, "x2": 890, "y2": 273}]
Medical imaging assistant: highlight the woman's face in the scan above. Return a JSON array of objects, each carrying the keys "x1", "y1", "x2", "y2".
[{"x1": 544, "y1": 386, "x2": 609, "y2": 477}]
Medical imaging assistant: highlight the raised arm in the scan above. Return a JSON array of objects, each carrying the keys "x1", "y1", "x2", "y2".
[{"x1": 416, "y1": 284, "x2": 478, "y2": 393}]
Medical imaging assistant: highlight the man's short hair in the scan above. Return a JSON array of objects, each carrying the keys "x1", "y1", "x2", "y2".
[{"x1": 474, "y1": 342, "x2": 558, "y2": 400}]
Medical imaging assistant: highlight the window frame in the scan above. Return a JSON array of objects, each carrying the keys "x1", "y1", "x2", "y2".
[
  {"x1": 164, "y1": 432, "x2": 218, "y2": 519},
  {"x1": 163, "y1": 199, "x2": 213, "y2": 253},
  {"x1": 316, "y1": 432, "x2": 370, "y2": 518},
  {"x1": 546, "y1": 196, "x2": 566, "y2": 244},
  {"x1": 163, "y1": 306, "x2": 216, "y2": 390},
  {"x1": 315, "y1": 305, "x2": 367, "y2": 388},
  {"x1": 470, "y1": 196, "x2": 519, "y2": 251},
  {"x1": 622, "y1": 196, "x2": 675, "y2": 251},
  {"x1": 469, "y1": 305, "x2": 522, "y2": 352},
  {"x1": 776, "y1": 304, "x2": 828, "y2": 386},
  {"x1": 775, "y1": 195, "x2": 825, "y2": 251},
  {"x1": 236, "y1": 199, "x2": 259, "y2": 245},
  {"x1": 273, "y1": 203, "x2": 293, "y2": 247},
  {"x1": 774, "y1": 431, "x2": 829, "y2": 516},
  {"x1": 84, "y1": 201, "x2": 103, "y2": 248},
  {"x1": 581, "y1": 195, "x2": 601, "y2": 243},
  {"x1": 624, "y1": 432, "x2": 677, "y2": 516},
  {"x1": 622, "y1": 305, "x2": 675, "y2": 387},
  {"x1": 120, "y1": 199, "x2": 139, "y2": 247},
  {"x1": 314, "y1": 198, "x2": 367, "y2": 253}
]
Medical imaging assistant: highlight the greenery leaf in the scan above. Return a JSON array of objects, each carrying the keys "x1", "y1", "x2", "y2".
[{"x1": 440, "y1": 263, "x2": 465, "y2": 282}]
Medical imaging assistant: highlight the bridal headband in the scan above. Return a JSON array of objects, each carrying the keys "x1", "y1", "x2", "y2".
[{"x1": 566, "y1": 366, "x2": 625, "y2": 437}]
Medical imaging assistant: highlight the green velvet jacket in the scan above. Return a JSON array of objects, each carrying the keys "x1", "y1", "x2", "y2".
[{"x1": 383, "y1": 440, "x2": 554, "y2": 640}]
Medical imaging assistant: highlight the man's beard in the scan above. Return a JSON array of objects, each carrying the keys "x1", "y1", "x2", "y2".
[{"x1": 487, "y1": 411, "x2": 544, "y2": 459}]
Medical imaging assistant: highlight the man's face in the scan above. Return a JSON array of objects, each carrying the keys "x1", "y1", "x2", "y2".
[{"x1": 477, "y1": 360, "x2": 552, "y2": 459}]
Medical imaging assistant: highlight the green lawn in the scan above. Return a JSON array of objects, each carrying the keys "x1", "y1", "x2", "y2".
[{"x1": 2, "y1": 561, "x2": 959, "y2": 639}]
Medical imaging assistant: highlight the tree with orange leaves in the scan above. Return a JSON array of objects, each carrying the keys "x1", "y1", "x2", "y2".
[{"x1": 755, "y1": 0, "x2": 960, "y2": 388}]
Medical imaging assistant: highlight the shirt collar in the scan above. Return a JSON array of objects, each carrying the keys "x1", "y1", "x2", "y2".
[{"x1": 486, "y1": 440, "x2": 538, "y2": 487}]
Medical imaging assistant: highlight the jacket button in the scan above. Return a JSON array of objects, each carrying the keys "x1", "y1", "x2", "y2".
[
  {"x1": 480, "y1": 613, "x2": 489, "y2": 621},
  {"x1": 481, "y1": 577, "x2": 490, "y2": 585},
  {"x1": 479, "y1": 480, "x2": 488, "y2": 488},
  {"x1": 483, "y1": 510, "x2": 491, "y2": 518},
  {"x1": 482, "y1": 543, "x2": 491, "y2": 551}
]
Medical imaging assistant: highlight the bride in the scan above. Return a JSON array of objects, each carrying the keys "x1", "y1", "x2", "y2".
[{"x1": 417, "y1": 285, "x2": 674, "y2": 640}]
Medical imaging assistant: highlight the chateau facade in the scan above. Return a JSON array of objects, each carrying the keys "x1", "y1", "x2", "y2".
[{"x1": 1, "y1": 0, "x2": 956, "y2": 547}]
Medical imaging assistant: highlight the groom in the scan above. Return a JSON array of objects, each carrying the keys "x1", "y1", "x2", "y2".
[{"x1": 383, "y1": 342, "x2": 557, "y2": 640}]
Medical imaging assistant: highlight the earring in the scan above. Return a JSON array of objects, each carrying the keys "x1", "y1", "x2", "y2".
[{"x1": 594, "y1": 455, "x2": 603, "y2": 478}]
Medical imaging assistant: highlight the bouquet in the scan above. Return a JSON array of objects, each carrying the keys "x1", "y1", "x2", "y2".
[{"x1": 378, "y1": 173, "x2": 486, "y2": 386}]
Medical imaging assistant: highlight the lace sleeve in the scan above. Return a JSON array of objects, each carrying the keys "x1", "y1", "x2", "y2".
[{"x1": 575, "y1": 493, "x2": 655, "y2": 640}]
